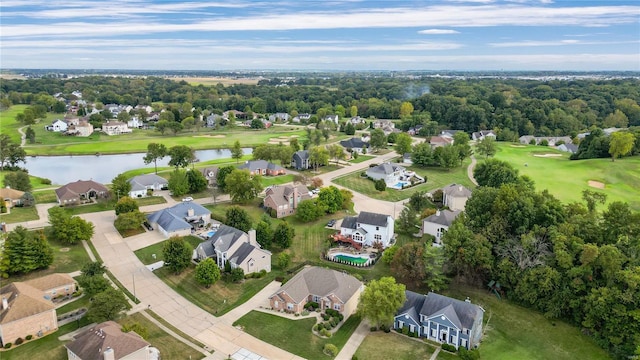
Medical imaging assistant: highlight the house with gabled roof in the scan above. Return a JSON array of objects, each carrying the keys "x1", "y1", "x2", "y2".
[
  {"x1": 423, "y1": 209, "x2": 462, "y2": 246},
  {"x1": 201, "y1": 167, "x2": 218, "y2": 187},
  {"x1": 339, "y1": 211, "x2": 394, "y2": 248},
  {"x1": 238, "y1": 160, "x2": 285, "y2": 176},
  {"x1": 429, "y1": 136, "x2": 454, "y2": 148},
  {"x1": 472, "y1": 130, "x2": 496, "y2": 141},
  {"x1": 1, "y1": 187, "x2": 28, "y2": 209},
  {"x1": 65, "y1": 321, "x2": 154, "y2": 360},
  {"x1": 195, "y1": 225, "x2": 271, "y2": 274},
  {"x1": 269, "y1": 266, "x2": 363, "y2": 316},
  {"x1": 291, "y1": 150, "x2": 311, "y2": 170},
  {"x1": 102, "y1": 120, "x2": 132, "y2": 136},
  {"x1": 263, "y1": 184, "x2": 312, "y2": 218},
  {"x1": 394, "y1": 290, "x2": 484, "y2": 350},
  {"x1": 366, "y1": 163, "x2": 405, "y2": 186},
  {"x1": 442, "y1": 184, "x2": 472, "y2": 211},
  {"x1": 147, "y1": 202, "x2": 211, "y2": 238},
  {"x1": 128, "y1": 174, "x2": 168, "y2": 198},
  {"x1": 46, "y1": 119, "x2": 68, "y2": 132},
  {"x1": 55, "y1": 180, "x2": 109, "y2": 205},
  {"x1": 340, "y1": 137, "x2": 369, "y2": 154}
]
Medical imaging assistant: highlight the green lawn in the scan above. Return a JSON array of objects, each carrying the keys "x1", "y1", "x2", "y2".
[
  {"x1": 354, "y1": 331, "x2": 435, "y2": 360},
  {"x1": 349, "y1": 155, "x2": 375, "y2": 163},
  {"x1": 262, "y1": 174, "x2": 295, "y2": 187},
  {"x1": 443, "y1": 286, "x2": 610, "y2": 360},
  {"x1": 118, "y1": 312, "x2": 205, "y2": 360},
  {"x1": 0, "y1": 170, "x2": 57, "y2": 190},
  {"x1": 33, "y1": 189, "x2": 58, "y2": 203},
  {"x1": 52, "y1": 196, "x2": 165, "y2": 216},
  {"x1": 0, "y1": 105, "x2": 29, "y2": 143},
  {"x1": 56, "y1": 294, "x2": 91, "y2": 315},
  {"x1": 333, "y1": 160, "x2": 475, "y2": 202},
  {"x1": 234, "y1": 311, "x2": 361, "y2": 360},
  {"x1": 134, "y1": 235, "x2": 203, "y2": 265},
  {"x1": 492, "y1": 143, "x2": 640, "y2": 211},
  {"x1": 0, "y1": 206, "x2": 39, "y2": 224}
]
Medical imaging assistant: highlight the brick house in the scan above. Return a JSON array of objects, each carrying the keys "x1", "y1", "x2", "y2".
[
  {"x1": 263, "y1": 184, "x2": 311, "y2": 218},
  {"x1": 238, "y1": 160, "x2": 285, "y2": 176}
]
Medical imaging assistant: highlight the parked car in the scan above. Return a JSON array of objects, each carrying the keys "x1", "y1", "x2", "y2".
[
  {"x1": 182, "y1": 196, "x2": 194, "y2": 202},
  {"x1": 143, "y1": 222, "x2": 153, "y2": 231},
  {"x1": 312, "y1": 188, "x2": 321, "y2": 194},
  {"x1": 327, "y1": 219, "x2": 336, "y2": 227}
]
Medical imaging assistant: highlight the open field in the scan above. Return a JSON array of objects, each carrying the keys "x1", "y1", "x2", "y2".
[
  {"x1": 0, "y1": 105, "x2": 28, "y2": 143},
  {"x1": 0, "y1": 206, "x2": 39, "y2": 224},
  {"x1": 53, "y1": 196, "x2": 165, "y2": 216},
  {"x1": 166, "y1": 76, "x2": 261, "y2": 86},
  {"x1": 493, "y1": 143, "x2": 640, "y2": 211},
  {"x1": 333, "y1": 160, "x2": 475, "y2": 202},
  {"x1": 234, "y1": 311, "x2": 361, "y2": 360},
  {"x1": 354, "y1": 331, "x2": 435, "y2": 360},
  {"x1": 0, "y1": 171, "x2": 58, "y2": 190}
]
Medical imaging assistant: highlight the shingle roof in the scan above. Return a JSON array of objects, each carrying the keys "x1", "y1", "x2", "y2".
[
  {"x1": 229, "y1": 242, "x2": 255, "y2": 265},
  {"x1": 424, "y1": 210, "x2": 461, "y2": 227},
  {"x1": 341, "y1": 216, "x2": 358, "y2": 229},
  {"x1": 271, "y1": 266, "x2": 362, "y2": 304},
  {"x1": 128, "y1": 174, "x2": 167, "y2": 189},
  {"x1": 419, "y1": 292, "x2": 482, "y2": 329},
  {"x1": 0, "y1": 282, "x2": 55, "y2": 324},
  {"x1": 238, "y1": 160, "x2": 284, "y2": 172},
  {"x1": 23, "y1": 273, "x2": 74, "y2": 292},
  {"x1": 65, "y1": 321, "x2": 149, "y2": 360},
  {"x1": 0, "y1": 187, "x2": 25, "y2": 199},
  {"x1": 442, "y1": 184, "x2": 472, "y2": 198},
  {"x1": 367, "y1": 163, "x2": 405, "y2": 175},
  {"x1": 340, "y1": 138, "x2": 369, "y2": 149},
  {"x1": 264, "y1": 184, "x2": 311, "y2": 207},
  {"x1": 55, "y1": 180, "x2": 109, "y2": 200},
  {"x1": 147, "y1": 202, "x2": 210, "y2": 233},
  {"x1": 293, "y1": 150, "x2": 310, "y2": 161},
  {"x1": 210, "y1": 225, "x2": 247, "y2": 253},
  {"x1": 356, "y1": 211, "x2": 390, "y2": 227}
]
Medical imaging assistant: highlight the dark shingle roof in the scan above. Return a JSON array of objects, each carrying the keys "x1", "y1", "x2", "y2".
[
  {"x1": 238, "y1": 160, "x2": 284, "y2": 172},
  {"x1": 230, "y1": 242, "x2": 255, "y2": 265},
  {"x1": 210, "y1": 225, "x2": 247, "y2": 252},
  {"x1": 341, "y1": 216, "x2": 358, "y2": 229},
  {"x1": 367, "y1": 163, "x2": 404, "y2": 175},
  {"x1": 356, "y1": 211, "x2": 389, "y2": 227},
  {"x1": 424, "y1": 210, "x2": 461, "y2": 227},
  {"x1": 146, "y1": 202, "x2": 210, "y2": 233},
  {"x1": 340, "y1": 138, "x2": 369, "y2": 149},
  {"x1": 55, "y1": 180, "x2": 108, "y2": 200},
  {"x1": 420, "y1": 291, "x2": 482, "y2": 329},
  {"x1": 293, "y1": 150, "x2": 310, "y2": 161}
]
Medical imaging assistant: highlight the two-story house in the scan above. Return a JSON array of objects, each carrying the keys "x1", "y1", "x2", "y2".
[
  {"x1": 339, "y1": 211, "x2": 394, "y2": 248},
  {"x1": 263, "y1": 184, "x2": 311, "y2": 218},
  {"x1": 195, "y1": 225, "x2": 271, "y2": 274},
  {"x1": 291, "y1": 150, "x2": 311, "y2": 170},
  {"x1": 366, "y1": 163, "x2": 406, "y2": 187},
  {"x1": 65, "y1": 321, "x2": 154, "y2": 360},
  {"x1": 422, "y1": 210, "x2": 462, "y2": 246},
  {"x1": 442, "y1": 184, "x2": 472, "y2": 211},
  {"x1": 102, "y1": 120, "x2": 132, "y2": 136}
]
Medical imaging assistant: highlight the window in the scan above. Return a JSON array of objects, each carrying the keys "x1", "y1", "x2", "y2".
[
  {"x1": 287, "y1": 303, "x2": 294, "y2": 310},
  {"x1": 376, "y1": 226, "x2": 379, "y2": 230},
  {"x1": 313, "y1": 295, "x2": 320, "y2": 302},
  {"x1": 374, "y1": 234, "x2": 382, "y2": 242},
  {"x1": 333, "y1": 304, "x2": 341, "y2": 310},
  {"x1": 353, "y1": 234, "x2": 363, "y2": 242},
  {"x1": 409, "y1": 324, "x2": 415, "y2": 332}
]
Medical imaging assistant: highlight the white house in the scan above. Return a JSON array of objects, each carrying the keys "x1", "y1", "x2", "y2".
[
  {"x1": 128, "y1": 174, "x2": 168, "y2": 198},
  {"x1": 269, "y1": 113, "x2": 290, "y2": 122},
  {"x1": 442, "y1": 184, "x2": 472, "y2": 211},
  {"x1": 324, "y1": 114, "x2": 339, "y2": 124},
  {"x1": 127, "y1": 117, "x2": 143, "y2": 129},
  {"x1": 48, "y1": 119, "x2": 68, "y2": 132},
  {"x1": 423, "y1": 210, "x2": 462, "y2": 246},
  {"x1": 472, "y1": 130, "x2": 496, "y2": 141},
  {"x1": 102, "y1": 120, "x2": 132, "y2": 135},
  {"x1": 366, "y1": 163, "x2": 405, "y2": 186},
  {"x1": 339, "y1": 211, "x2": 395, "y2": 248}
]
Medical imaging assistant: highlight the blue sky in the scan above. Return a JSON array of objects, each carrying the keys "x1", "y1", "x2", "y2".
[{"x1": 1, "y1": 0, "x2": 639, "y2": 71}]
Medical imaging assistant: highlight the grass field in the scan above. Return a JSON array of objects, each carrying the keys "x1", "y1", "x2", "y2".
[
  {"x1": 134, "y1": 235, "x2": 203, "y2": 265},
  {"x1": 234, "y1": 311, "x2": 361, "y2": 360},
  {"x1": 262, "y1": 174, "x2": 295, "y2": 187},
  {"x1": 0, "y1": 206, "x2": 39, "y2": 223},
  {"x1": 349, "y1": 155, "x2": 375, "y2": 163},
  {"x1": 6, "y1": 239, "x2": 92, "y2": 282},
  {"x1": 493, "y1": 143, "x2": 640, "y2": 211},
  {"x1": 33, "y1": 189, "x2": 58, "y2": 203},
  {"x1": 354, "y1": 332, "x2": 435, "y2": 360},
  {"x1": 53, "y1": 196, "x2": 166, "y2": 216},
  {"x1": 333, "y1": 160, "x2": 475, "y2": 202},
  {"x1": 0, "y1": 105, "x2": 28, "y2": 143}
]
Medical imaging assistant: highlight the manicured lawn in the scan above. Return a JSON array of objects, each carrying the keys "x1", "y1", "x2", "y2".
[
  {"x1": 234, "y1": 311, "x2": 362, "y2": 360},
  {"x1": 262, "y1": 174, "x2": 295, "y2": 187},
  {"x1": 0, "y1": 170, "x2": 57, "y2": 190},
  {"x1": 0, "y1": 206, "x2": 39, "y2": 224},
  {"x1": 333, "y1": 160, "x2": 475, "y2": 202},
  {"x1": 354, "y1": 331, "x2": 435, "y2": 360},
  {"x1": 493, "y1": 143, "x2": 640, "y2": 211},
  {"x1": 134, "y1": 235, "x2": 203, "y2": 265},
  {"x1": 349, "y1": 155, "x2": 375, "y2": 163},
  {"x1": 23, "y1": 127, "x2": 308, "y2": 156},
  {"x1": 0, "y1": 105, "x2": 28, "y2": 143},
  {"x1": 205, "y1": 199, "x2": 266, "y2": 223},
  {"x1": 134, "y1": 196, "x2": 167, "y2": 206},
  {"x1": 53, "y1": 201, "x2": 115, "y2": 215},
  {"x1": 118, "y1": 312, "x2": 205, "y2": 360},
  {"x1": 33, "y1": 189, "x2": 58, "y2": 203},
  {"x1": 443, "y1": 285, "x2": 610, "y2": 360},
  {"x1": 56, "y1": 294, "x2": 91, "y2": 315}
]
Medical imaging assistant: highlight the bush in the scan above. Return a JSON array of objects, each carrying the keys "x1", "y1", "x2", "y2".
[
  {"x1": 442, "y1": 343, "x2": 457, "y2": 352},
  {"x1": 402, "y1": 326, "x2": 409, "y2": 335},
  {"x1": 321, "y1": 329, "x2": 332, "y2": 338},
  {"x1": 374, "y1": 179, "x2": 386, "y2": 192},
  {"x1": 370, "y1": 326, "x2": 378, "y2": 331},
  {"x1": 14, "y1": 337, "x2": 23, "y2": 345},
  {"x1": 458, "y1": 348, "x2": 481, "y2": 360},
  {"x1": 322, "y1": 314, "x2": 330, "y2": 321},
  {"x1": 352, "y1": 356, "x2": 358, "y2": 360},
  {"x1": 317, "y1": 322, "x2": 324, "y2": 330},
  {"x1": 384, "y1": 326, "x2": 391, "y2": 333},
  {"x1": 40, "y1": 178, "x2": 52, "y2": 185},
  {"x1": 229, "y1": 267, "x2": 245, "y2": 283},
  {"x1": 302, "y1": 310, "x2": 310, "y2": 316},
  {"x1": 323, "y1": 344, "x2": 338, "y2": 356},
  {"x1": 4, "y1": 343, "x2": 12, "y2": 349},
  {"x1": 25, "y1": 335, "x2": 32, "y2": 340},
  {"x1": 338, "y1": 314, "x2": 344, "y2": 322},
  {"x1": 307, "y1": 301, "x2": 319, "y2": 309}
]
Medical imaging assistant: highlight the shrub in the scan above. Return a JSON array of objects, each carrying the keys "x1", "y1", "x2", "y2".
[
  {"x1": 442, "y1": 343, "x2": 457, "y2": 352},
  {"x1": 322, "y1": 314, "x2": 330, "y2": 321},
  {"x1": 307, "y1": 301, "x2": 319, "y2": 309},
  {"x1": 322, "y1": 329, "x2": 332, "y2": 338},
  {"x1": 294, "y1": 313, "x2": 300, "y2": 317},
  {"x1": 458, "y1": 348, "x2": 481, "y2": 360},
  {"x1": 229, "y1": 268, "x2": 245, "y2": 283},
  {"x1": 302, "y1": 310, "x2": 310, "y2": 316},
  {"x1": 338, "y1": 314, "x2": 344, "y2": 322},
  {"x1": 384, "y1": 326, "x2": 391, "y2": 333},
  {"x1": 402, "y1": 327, "x2": 409, "y2": 335},
  {"x1": 370, "y1": 326, "x2": 378, "y2": 331},
  {"x1": 374, "y1": 179, "x2": 387, "y2": 192},
  {"x1": 4, "y1": 343, "x2": 12, "y2": 349},
  {"x1": 25, "y1": 335, "x2": 32, "y2": 340},
  {"x1": 40, "y1": 178, "x2": 52, "y2": 185},
  {"x1": 317, "y1": 322, "x2": 324, "y2": 330},
  {"x1": 330, "y1": 319, "x2": 337, "y2": 327},
  {"x1": 325, "y1": 322, "x2": 333, "y2": 329},
  {"x1": 352, "y1": 356, "x2": 358, "y2": 360},
  {"x1": 14, "y1": 337, "x2": 23, "y2": 345},
  {"x1": 313, "y1": 324, "x2": 319, "y2": 331},
  {"x1": 324, "y1": 344, "x2": 338, "y2": 356}
]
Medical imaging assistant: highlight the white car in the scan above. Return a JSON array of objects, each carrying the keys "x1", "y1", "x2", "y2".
[{"x1": 182, "y1": 196, "x2": 194, "y2": 202}]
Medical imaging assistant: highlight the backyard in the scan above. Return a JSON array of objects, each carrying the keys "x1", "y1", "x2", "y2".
[
  {"x1": 52, "y1": 196, "x2": 166, "y2": 216},
  {"x1": 0, "y1": 206, "x2": 39, "y2": 224},
  {"x1": 492, "y1": 143, "x2": 640, "y2": 211},
  {"x1": 354, "y1": 331, "x2": 436, "y2": 360},
  {"x1": 233, "y1": 311, "x2": 361, "y2": 360}
]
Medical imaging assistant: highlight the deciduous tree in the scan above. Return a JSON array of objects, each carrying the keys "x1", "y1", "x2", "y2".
[
  {"x1": 473, "y1": 159, "x2": 519, "y2": 188},
  {"x1": 115, "y1": 196, "x2": 138, "y2": 215},
  {"x1": 87, "y1": 288, "x2": 131, "y2": 322},
  {"x1": 0, "y1": 227, "x2": 53, "y2": 277},
  {"x1": 255, "y1": 220, "x2": 273, "y2": 248},
  {"x1": 3, "y1": 170, "x2": 32, "y2": 192},
  {"x1": 143, "y1": 143, "x2": 167, "y2": 174},
  {"x1": 226, "y1": 206, "x2": 252, "y2": 232},
  {"x1": 111, "y1": 173, "x2": 131, "y2": 200},
  {"x1": 394, "y1": 133, "x2": 413, "y2": 156},
  {"x1": 369, "y1": 129, "x2": 387, "y2": 152},
  {"x1": 225, "y1": 169, "x2": 263, "y2": 203},
  {"x1": 357, "y1": 277, "x2": 406, "y2": 328},
  {"x1": 114, "y1": 210, "x2": 146, "y2": 233},
  {"x1": 216, "y1": 165, "x2": 235, "y2": 192},
  {"x1": 168, "y1": 169, "x2": 189, "y2": 197},
  {"x1": 168, "y1": 145, "x2": 195, "y2": 168},
  {"x1": 476, "y1": 137, "x2": 497, "y2": 159},
  {"x1": 608, "y1": 131, "x2": 635, "y2": 161},
  {"x1": 186, "y1": 169, "x2": 207, "y2": 193},
  {"x1": 273, "y1": 221, "x2": 295, "y2": 248},
  {"x1": 47, "y1": 207, "x2": 95, "y2": 245},
  {"x1": 162, "y1": 237, "x2": 192, "y2": 275},
  {"x1": 195, "y1": 258, "x2": 221, "y2": 288},
  {"x1": 231, "y1": 140, "x2": 243, "y2": 163}
]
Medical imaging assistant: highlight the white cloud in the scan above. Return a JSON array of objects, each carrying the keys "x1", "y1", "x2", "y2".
[
  {"x1": 418, "y1": 29, "x2": 460, "y2": 34},
  {"x1": 489, "y1": 39, "x2": 639, "y2": 47}
]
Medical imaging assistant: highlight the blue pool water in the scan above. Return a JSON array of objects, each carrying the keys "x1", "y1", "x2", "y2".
[
  {"x1": 332, "y1": 253, "x2": 370, "y2": 264},
  {"x1": 394, "y1": 181, "x2": 409, "y2": 188},
  {"x1": 206, "y1": 230, "x2": 217, "y2": 237}
]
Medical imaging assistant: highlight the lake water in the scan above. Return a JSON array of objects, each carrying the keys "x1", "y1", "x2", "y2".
[{"x1": 23, "y1": 148, "x2": 252, "y2": 185}]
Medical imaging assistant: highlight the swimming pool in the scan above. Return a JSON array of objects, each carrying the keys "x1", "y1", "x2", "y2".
[
  {"x1": 332, "y1": 253, "x2": 370, "y2": 265},
  {"x1": 390, "y1": 181, "x2": 410, "y2": 189},
  {"x1": 206, "y1": 230, "x2": 217, "y2": 237}
]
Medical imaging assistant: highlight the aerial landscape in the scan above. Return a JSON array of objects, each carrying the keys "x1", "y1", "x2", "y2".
[{"x1": 0, "y1": 1, "x2": 639, "y2": 360}]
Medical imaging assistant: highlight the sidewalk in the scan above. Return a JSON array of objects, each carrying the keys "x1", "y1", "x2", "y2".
[{"x1": 335, "y1": 319, "x2": 369, "y2": 360}]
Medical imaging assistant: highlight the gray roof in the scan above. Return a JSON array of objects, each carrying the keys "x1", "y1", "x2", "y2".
[
  {"x1": 147, "y1": 202, "x2": 210, "y2": 232},
  {"x1": 201, "y1": 166, "x2": 218, "y2": 177},
  {"x1": 368, "y1": 163, "x2": 405, "y2": 175},
  {"x1": 128, "y1": 174, "x2": 167, "y2": 191},
  {"x1": 271, "y1": 266, "x2": 362, "y2": 304},
  {"x1": 210, "y1": 225, "x2": 247, "y2": 253},
  {"x1": 357, "y1": 211, "x2": 390, "y2": 227},
  {"x1": 293, "y1": 150, "x2": 310, "y2": 161},
  {"x1": 424, "y1": 210, "x2": 461, "y2": 227},
  {"x1": 229, "y1": 242, "x2": 255, "y2": 265},
  {"x1": 340, "y1": 138, "x2": 369, "y2": 149},
  {"x1": 398, "y1": 291, "x2": 482, "y2": 330},
  {"x1": 341, "y1": 216, "x2": 358, "y2": 229},
  {"x1": 65, "y1": 321, "x2": 149, "y2": 360},
  {"x1": 558, "y1": 143, "x2": 578, "y2": 153},
  {"x1": 442, "y1": 184, "x2": 472, "y2": 198},
  {"x1": 239, "y1": 160, "x2": 284, "y2": 172}
]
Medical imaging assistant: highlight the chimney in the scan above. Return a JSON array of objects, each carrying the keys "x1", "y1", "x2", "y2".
[
  {"x1": 2, "y1": 297, "x2": 8, "y2": 310},
  {"x1": 465, "y1": 297, "x2": 471, "y2": 303},
  {"x1": 187, "y1": 208, "x2": 194, "y2": 217},
  {"x1": 436, "y1": 210, "x2": 441, "y2": 216},
  {"x1": 248, "y1": 229, "x2": 257, "y2": 245},
  {"x1": 458, "y1": 186, "x2": 463, "y2": 192},
  {"x1": 103, "y1": 347, "x2": 115, "y2": 360},
  {"x1": 293, "y1": 186, "x2": 299, "y2": 209}
]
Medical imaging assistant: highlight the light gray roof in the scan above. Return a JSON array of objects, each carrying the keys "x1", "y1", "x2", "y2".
[
  {"x1": 147, "y1": 202, "x2": 210, "y2": 232},
  {"x1": 264, "y1": 184, "x2": 312, "y2": 207},
  {"x1": 210, "y1": 225, "x2": 247, "y2": 253},
  {"x1": 424, "y1": 210, "x2": 461, "y2": 227},
  {"x1": 442, "y1": 184, "x2": 472, "y2": 198},
  {"x1": 128, "y1": 174, "x2": 167, "y2": 191},
  {"x1": 271, "y1": 266, "x2": 362, "y2": 304},
  {"x1": 239, "y1": 160, "x2": 284, "y2": 172},
  {"x1": 397, "y1": 291, "x2": 482, "y2": 330},
  {"x1": 367, "y1": 163, "x2": 405, "y2": 175}
]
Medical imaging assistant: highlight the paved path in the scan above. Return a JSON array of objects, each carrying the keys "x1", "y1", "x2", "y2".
[
  {"x1": 467, "y1": 155, "x2": 479, "y2": 186},
  {"x1": 335, "y1": 319, "x2": 369, "y2": 360},
  {"x1": 5, "y1": 202, "x2": 56, "y2": 232},
  {"x1": 18, "y1": 125, "x2": 27, "y2": 146},
  {"x1": 430, "y1": 347, "x2": 442, "y2": 360}
]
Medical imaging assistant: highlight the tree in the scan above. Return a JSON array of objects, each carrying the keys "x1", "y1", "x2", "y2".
[
  {"x1": 255, "y1": 220, "x2": 273, "y2": 248},
  {"x1": 408, "y1": 191, "x2": 429, "y2": 212},
  {"x1": 181, "y1": 116, "x2": 195, "y2": 132},
  {"x1": 391, "y1": 242, "x2": 426, "y2": 286},
  {"x1": 250, "y1": 118, "x2": 265, "y2": 129},
  {"x1": 453, "y1": 131, "x2": 472, "y2": 162},
  {"x1": 608, "y1": 131, "x2": 635, "y2": 161},
  {"x1": 0, "y1": 135, "x2": 26, "y2": 169},
  {"x1": 168, "y1": 169, "x2": 189, "y2": 197},
  {"x1": 369, "y1": 129, "x2": 387, "y2": 152},
  {"x1": 186, "y1": 169, "x2": 207, "y2": 193},
  {"x1": 111, "y1": 173, "x2": 131, "y2": 200},
  {"x1": 582, "y1": 189, "x2": 607, "y2": 212},
  {"x1": 168, "y1": 121, "x2": 184, "y2": 135},
  {"x1": 277, "y1": 252, "x2": 291, "y2": 269},
  {"x1": 115, "y1": 196, "x2": 138, "y2": 215},
  {"x1": 374, "y1": 178, "x2": 387, "y2": 191},
  {"x1": 81, "y1": 261, "x2": 106, "y2": 276},
  {"x1": 25, "y1": 126, "x2": 35, "y2": 144},
  {"x1": 276, "y1": 146, "x2": 294, "y2": 166},
  {"x1": 3, "y1": 170, "x2": 32, "y2": 192},
  {"x1": 77, "y1": 274, "x2": 110, "y2": 297},
  {"x1": 318, "y1": 186, "x2": 343, "y2": 214},
  {"x1": 47, "y1": 207, "x2": 95, "y2": 245},
  {"x1": 290, "y1": 138, "x2": 300, "y2": 152},
  {"x1": 216, "y1": 165, "x2": 235, "y2": 192},
  {"x1": 195, "y1": 258, "x2": 221, "y2": 288},
  {"x1": 381, "y1": 246, "x2": 398, "y2": 265},
  {"x1": 327, "y1": 144, "x2": 345, "y2": 165},
  {"x1": 155, "y1": 120, "x2": 170, "y2": 135},
  {"x1": 309, "y1": 146, "x2": 329, "y2": 171},
  {"x1": 226, "y1": 206, "x2": 253, "y2": 232},
  {"x1": 476, "y1": 137, "x2": 497, "y2": 159},
  {"x1": 438, "y1": 145, "x2": 460, "y2": 170},
  {"x1": 400, "y1": 101, "x2": 414, "y2": 118},
  {"x1": 603, "y1": 109, "x2": 629, "y2": 128},
  {"x1": 357, "y1": 277, "x2": 406, "y2": 328},
  {"x1": 162, "y1": 237, "x2": 192, "y2": 275},
  {"x1": 114, "y1": 210, "x2": 146, "y2": 233},
  {"x1": 117, "y1": 110, "x2": 131, "y2": 123},
  {"x1": 274, "y1": 221, "x2": 295, "y2": 248},
  {"x1": 225, "y1": 169, "x2": 263, "y2": 203},
  {"x1": 0, "y1": 227, "x2": 53, "y2": 277},
  {"x1": 143, "y1": 143, "x2": 168, "y2": 174},
  {"x1": 296, "y1": 199, "x2": 324, "y2": 222},
  {"x1": 87, "y1": 288, "x2": 131, "y2": 322},
  {"x1": 229, "y1": 267, "x2": 245, "y2": 283},
  {"x1": 345, "y1": 122, "x2": 356, "y2": 135},
  {"x1": 396, "y1": 206, "x2": 419, "y2": 235},
  {"x1": 350, "y1": 105, "x2": 358, "y2": 118},
  {"x1": 411, "y1": 143, "x2": 434, "y2": 167},
  {"x1": 473, "y1": 159, "x2": 519, "y2": 188},
  {"x1": 168, "y1": 145, "x2": 195, "y2": 168},
  {"x1": 395, "y1": 133, "x2": 413, "y2": 155},
  {"x1": 231, "y1": 140, "x2": 243, "y2": 163}
]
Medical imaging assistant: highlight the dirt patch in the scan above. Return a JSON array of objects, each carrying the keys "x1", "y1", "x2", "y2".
[
  {"x1": 193, "y1": 134, "x2": 225, "y2": 138},
  {"x1": 533, "y1": 153, "x2": 563, "y2": 158},
  {"x1": 510, "y1": 145, "x2": 526, "y2": 148},
  {"x1": 59, "y1": 247, "x2": 71, "y2": 252},
  {"x1": 588, "y1": 180, "x2": 605, "y2": 189}
]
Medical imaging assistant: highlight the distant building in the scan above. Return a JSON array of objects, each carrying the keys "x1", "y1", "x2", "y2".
[
  {"x1": 423, "y1": 210, "x2": 462, "y2": 246},
  {"x1": 442, "y1": 184, "x2": 472, "y2": 211},
  {"x1": 291, "y1": 150, "x2": 311, "y2": 170},
  {"x1": 238, "y1": 160, "x2": 285, "y2": 176}
]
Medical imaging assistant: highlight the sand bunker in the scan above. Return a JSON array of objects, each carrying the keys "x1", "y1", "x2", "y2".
[
  {"x1": 588, "y1": 180, "x2": 605, "y2": 189},
  {"x1": 59, "y1": 247, "x2": 70, "y2": 252},
  {"x1": 533, "y1": 154, "x2": 563, "y2": 158},
  {"x1": 193, "y1": 134, "x2": 226, "y2": 138},
  {"x1": 510, "y1": 145, "x2": 526, "y2": 148}
]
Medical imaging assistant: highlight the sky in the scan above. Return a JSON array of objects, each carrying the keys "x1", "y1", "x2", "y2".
[{"x1": 1, "y1": 0, "x2": 639, "y2": 71}]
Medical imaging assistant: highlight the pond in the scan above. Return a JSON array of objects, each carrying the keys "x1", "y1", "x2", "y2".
[{"x1": 23, "y1": 148, "x2": 253, "y2": 185}]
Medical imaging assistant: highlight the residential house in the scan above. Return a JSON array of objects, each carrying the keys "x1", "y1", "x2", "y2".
[
  {"x1": 518, "y1": 135, "x2": 572, "y2": 146},
  {"x1": 67, "y1": 121, "x2": 93, "y2": 137},
  {"x1": 269, "y1": 266, "x2": 363, "y2": 316},
  {"x1": 291, "y1": 150, "x2": 311, "y2": 170},
  {"x1": 238, "y1": 160, "x2": 286, "y2": 176},
  {"x1": 127, "y1": 117, "x2": 143, "y2": 129},
  {"x1": 366, "y1": 163, "x2": 405, "y2": 186},
  {"x1": 206, "y1": 114, "x2": 223, "y2": 128},
  {"x1": 292, "y1": 113, "x2": 311, "y2": 123},
  {"x1": 195, "y1": 225, "x2": 271, "y2": 274},
  {"x1": 223, "y1": 110, "x2": 246, "y2": 120},
  {"x1": 442, "y1": 184, "x2": 472, "y2": 211},
  {"x1": 440, "y1": 130, "x2": 462, "y2": 139},
  {"x1": 71, "y1": 90, "x2": 83, "y2": 99},
  {"x1": 263, "y1": 184, "x2": 312, "y2": 218},
  {"x1": 47, "y1": 119, "x2": 68, "y2": 132},
  {"x1": 269, "y1": 113, "x2": 290, "y2": 122},
  {"x1": 102, "y1": 120, "x2": 132, "y2": 136},
  {"x1": 147, "y1": 202, "x2": 211, "y2": 238},
  {"x1": 373, "y1": 119, "x2": 398, "y2": 135},
  {"x1": 349, "y1": 116, "x2": 366, "y2": 125},
  {"x1": 340, "y1": 138, "x2": 369, "y2": 154},
  {"x1": 339, "y1": 211, "x2": 395, "y2": 248},
  {"x1": 323, "y1": 115, "x2": 339, "y2": 124},
  {"x1": 395, "y1": 290, "x2": 484, "y2": 350},
  {"x1": 557, "y1": 143, "x2": 578, "y2": 154},
  {"x1": 408, "y1": 125, "x2": 423, "y2": 136},
  {"x1": 429, "y1": 136, "x2": 454, "y2": 148},
  {"x1": 66, "y1": 118, "x2": 80, "y2": 127},
  {"x1": 0, "y1": 273, "x2": 75, "y2": 345},
  {"x1": 402, "y1": 153, "x2": 413, "y2": 165},
  {"x1": 201, "y1": 167, "x2": 218, "y2": 187},
  {"x1": 1, "y1": 187, "x2": 26, "y2": 209},
  {"x1": 471, "y1": 130, "x2": 496, "y2": 141},
  {"x1": 127, "y1": 174, "x2": 168, "y2": 198},
  {"x1": 423, "y1": 210, "x2": 462, "y2": 246},
  {"x1": 65, "y1": 321, "x2": 154, "y2": 360},
  {"x1": 55, "y1": 180, "x2": 109, "y2": 205}
]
